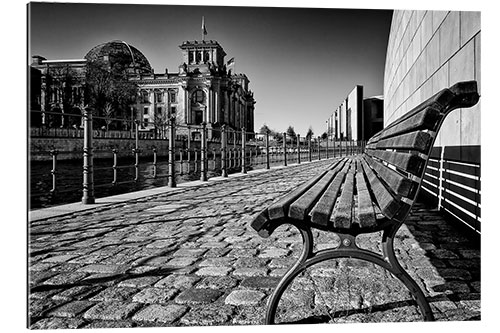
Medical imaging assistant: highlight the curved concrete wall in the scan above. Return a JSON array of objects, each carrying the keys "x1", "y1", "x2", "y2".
[{"x1": 384, "y1": 10, "x2": 481, "y2": 146}]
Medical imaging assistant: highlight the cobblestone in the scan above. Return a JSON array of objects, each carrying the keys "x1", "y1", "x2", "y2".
[
  {"x1": 225, "y1": 290, "x2": 266, "y2": 306},
  {"x1": 28, "y1": 160, "x2": 481, "y2": 327}
]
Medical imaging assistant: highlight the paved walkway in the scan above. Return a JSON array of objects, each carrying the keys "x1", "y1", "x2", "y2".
[{"x1": 28, "y1": 159, "x2": 480, "y2": 329}]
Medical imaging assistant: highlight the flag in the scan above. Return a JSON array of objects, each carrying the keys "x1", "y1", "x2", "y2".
[
  {"x1": 202, "y1": 16, "x2": 207, "y2": 36},
  {"x1": 227, "y1": 57, "x2": 235, "y2": 66}
]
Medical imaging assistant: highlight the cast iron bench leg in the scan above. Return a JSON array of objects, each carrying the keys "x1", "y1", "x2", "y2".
[{"x1": 265, "y1": 222, "x2": 435, "y2": 324}]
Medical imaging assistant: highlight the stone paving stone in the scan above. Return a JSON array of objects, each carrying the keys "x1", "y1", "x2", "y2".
[
  {"x1": 47, "y1": 300, "x2": 95, "y2": 318},
  {"x1": 117, "y1": 276, "x2": 162, "y2": 288},
  {"x1": 234, "y1": 257, "x2": 268, "y2": 268},
  {"x1": 42, "y1": 254, "x2": 79, "y2": 263},
  {"x1": 203, "y1": 248, "x2": 232, "y2": 257},
  {"x1": 165, "y1": 257, "x2": 199, "y2": 267},
  {"x1": 30, "y1": 287, "x2": 65, "y2": 300},
  {"x1": 30, "y1": 317, "x2": 86, "y2": 329},
  {"x1": 240, "y1": 276, "x2": 281, "y2": 289},
  {"x1": 175, "y1": 288, "x2": 224, "y2": 304},
  {"x1": 42, "y1": 271, "x2": 88, "y2": 285},
  {"x1": 258, "y1": 248, "x2": 290, "y2": 258},
  {"x1": 155, "y1": 275, "x2": 200, "y2": 289},
  {"x1": 198, "y1": 257, "x2": 236, "y2": 267},
  {"x1": 29, "y1": 271, "x2": 59, "y2": 286},
  {"x1": 131, "y1": 304, "x2": 188, "y2": 324},
  {"x1": 196, "y1": 276, "x2": 239, "y2": 290},
  {"x1": 226, "y1": 248, "x2": 258, "y2": 258},
  {"x1": 29, "y1": 262, "x2": 59, "y2": 271},
  {"x1": 52, "y1": 285, "x2": 104, "y2": 301},
  {"x1": 29, "y1": 298, "x2": 66, "y2": 317},
  {"x1": 225, "y1": 290, "x2": 266, "y2": 306},
  {"x1": 199, "y1": 241, "x2": 229, "y2": 249},
  {"x1": 438, "y1": 268, "x2": 472, "y2": 281},
  {"x1": 269, "y1": 268, "x2": 288, "y2": 277},
  {"x1": 231, "y1": 305, "x2": 266, "y2": 325},
  {"x1": 195, "y1": 266, "x2": 232, "y2": 277},
  {"x1": 233, "y1": 267, "x2": 268, "y2": 277},
  {"x1": 77, "y1": 264, "x2": 126, "y2": 274},
  {"x1": 83, "y1": 301, "x2": 142, "y2": 321},
  {"x1": 132, "y1": 287, "x2": 178, "y2": 304},
  {"x1": 82, "y1": 320, "x2": 135, "y2": 328},
  {"x1": 180, "y1": 304, "x2": 234, "y2": 326},
  {"x1": 172, "y1": 248, "x2": 208, "y2": 257},
  {"x1": 89, "y1": 286, "x2": 139, "y2": 302}
]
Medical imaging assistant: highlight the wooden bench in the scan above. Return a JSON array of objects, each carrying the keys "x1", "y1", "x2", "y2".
[{"x1": 250, "y1": 81, "x2": 480, "y2": 324}]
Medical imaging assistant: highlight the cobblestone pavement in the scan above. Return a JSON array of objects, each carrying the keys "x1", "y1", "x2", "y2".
[{"x1": 28, "y1": 159, "x2": 480, "y2": 329}]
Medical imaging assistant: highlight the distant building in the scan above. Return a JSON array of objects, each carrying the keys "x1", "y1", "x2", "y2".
[
  {"x1": 326, "y1": 85, "x2": 383, "y2": 142},
  {"x1": 30, "y1": 38, "x2": 256, "y2": 139}
]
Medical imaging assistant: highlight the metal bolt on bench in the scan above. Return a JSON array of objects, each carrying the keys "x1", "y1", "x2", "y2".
[{"x1": 250, "y1": 81, "x2": 480, "y2": 324}]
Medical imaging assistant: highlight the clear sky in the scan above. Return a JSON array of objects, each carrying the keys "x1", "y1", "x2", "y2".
[{"x1": 28, "y1": 1, "x2": 392, "y2": 136}]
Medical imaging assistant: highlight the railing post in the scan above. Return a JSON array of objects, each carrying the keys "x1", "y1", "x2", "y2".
[
  {"x1": 221, "y1": 124, "x2": 228, "y2": 177},
  {"x1": 200, "y1": 122, "x2": 208, "y2": 181},
  {"x1": 265, "y1": 131, "x2": 270, "y2": 169},
  {"x1": 50, "y1": 149, "x2": 58, "y2": 193},
  {"x1": 168, "y1": 115, "x2": 176, "y2": 187},
  {"x1": 308, "y1": 136, "x2": 312, "y2": 162},
  {"x1": 297, "y1": 134, "x2": 301, "y2": 164},
  {"x1": 283, "y1": 132, "x2": 287, "y2": 166},
  {"x1": 82, "y1": 107, "x2": 95, "y2": 204},
  {"x1": 187, "y1": 125, "x2": 191, "y2": 162},
  {"x1": 241, "y1": 128, "x2": 247, "y2": 174},
  {"x1": 333, "y1": 136, "x2": 336, "y2": 158},
  {"x1": 133, "y1": 120, "x2": 140, "y2": 182},
  {"x1": 152, "y1": 147, "x2": 157, "y2": 178},
  {"x1": 326, "y1": 136, "x2": 329, "y2": 159},
  {"x1": 318, "y1": 136, "x2": 321, "y2": 160},
  {"x1": 112, "y1": 149, "x2": 118, "y2": 185}
]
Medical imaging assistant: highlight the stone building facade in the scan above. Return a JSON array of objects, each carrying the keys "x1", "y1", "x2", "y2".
[{"x1": 30, "y1": 39, "x2": 256, "y2": 139}]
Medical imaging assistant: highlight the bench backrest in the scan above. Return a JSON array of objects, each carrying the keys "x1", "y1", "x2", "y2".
[{"x1": 362, "y1": 81, "x2": 479, "y2": 223}]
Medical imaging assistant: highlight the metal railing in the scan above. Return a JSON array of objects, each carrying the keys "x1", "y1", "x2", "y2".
[{"x1": 29, "y1": 109, "x2": 365, "y2": 208}]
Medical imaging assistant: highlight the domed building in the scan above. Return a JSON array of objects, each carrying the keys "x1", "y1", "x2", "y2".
[
  {"x1": 84, "y1": 40, "x2": 153, "y2": 75},
  {"x1": 30, "y1": 37, "x2": 256, "y2": 138}
]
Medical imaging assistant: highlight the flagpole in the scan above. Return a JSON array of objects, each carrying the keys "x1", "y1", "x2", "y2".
[{"x1": 202, "y1": 16, "x2": 205, "y2": 41}]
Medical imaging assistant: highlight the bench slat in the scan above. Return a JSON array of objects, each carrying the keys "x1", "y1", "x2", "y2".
[
  {"x1": 267, "y1": 159, "x2": 342, "y2": 220},
  {"x1": 371, "y1": 107, "x2": 441, "y2": 143},
  {"x1": 331, "y1": 162, "x2": 355, "y2": 229},
  {"x1": 360, "y1": 159, "x2": 402, "y2": 219},
  {"x1": 363, "y1": 155, "x2": 414, "y2": 198},
  {"x1": 365, "y1": 149, "x2": 425, "y2": 175},
  {"x1": 369, "y1": 131, "x2": 432, "y2": 152},
  {"x1": 309, "y1": 159, "x2": 350, "y2": 227},
  {"x1": 289, "y1": 162, "x2": 348, "y2": 220},
  {"x1": 355, "y1": 161, "x2": 377, "y2": 228}
]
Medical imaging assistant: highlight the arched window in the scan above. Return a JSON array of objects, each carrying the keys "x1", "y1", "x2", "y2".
[
  {"x1": 196, "y1": 51, "x2": 202, "y2": 63},
  {"x1": 191, "y1": 90, "x2": 205, "y2": 104},
  {"x1": 204, "y1": 51, "x2": 210, "y2": 63}
]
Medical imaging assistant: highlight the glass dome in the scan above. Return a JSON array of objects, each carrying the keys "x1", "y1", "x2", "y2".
[{"x1": 85, "y1": 40, "x2": 153, "y2": 75}]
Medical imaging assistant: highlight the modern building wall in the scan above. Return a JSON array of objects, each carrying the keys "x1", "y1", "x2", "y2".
[
  {"x1": 384, "y1": 10, "x2": 481, "y2": 232},
  {"x1": 384, "y1": 10, "x2": 480, "y2": 145}
]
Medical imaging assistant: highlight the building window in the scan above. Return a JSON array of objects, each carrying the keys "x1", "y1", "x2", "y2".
[
  {"x1": 144, "y1": 106, "x2": 149, "y2": 116},
  {"x1": 196, "y1": 51, "x2": 202, "y2": 63},
  {"x1": 144, "y1": 118, "x2": 149, "y2": 126},
  {"x1": 192, "y1": 90, "x2": 205, "y2": 104},
  {"x1": 189, "y1": 51, "x2": 194, "y2": 64},
  {"x1": 171, "y1": 106, "x2": 177, "y2": 115},
  {"x1": 155, "y1": 91, "x2": 163, "y2": 103},
  {"x1": 169, "y1": 91, "x2": 177, "y2": 103},
  {"x1": 156, "y1": 107, "x2": 162, "y2": 115},
  {"x1": 141, "y1": 91, "x2": 149, "y2": 103},
  {"x1": 204, "y1": 51, "x2": 210, "y2": 62}
]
